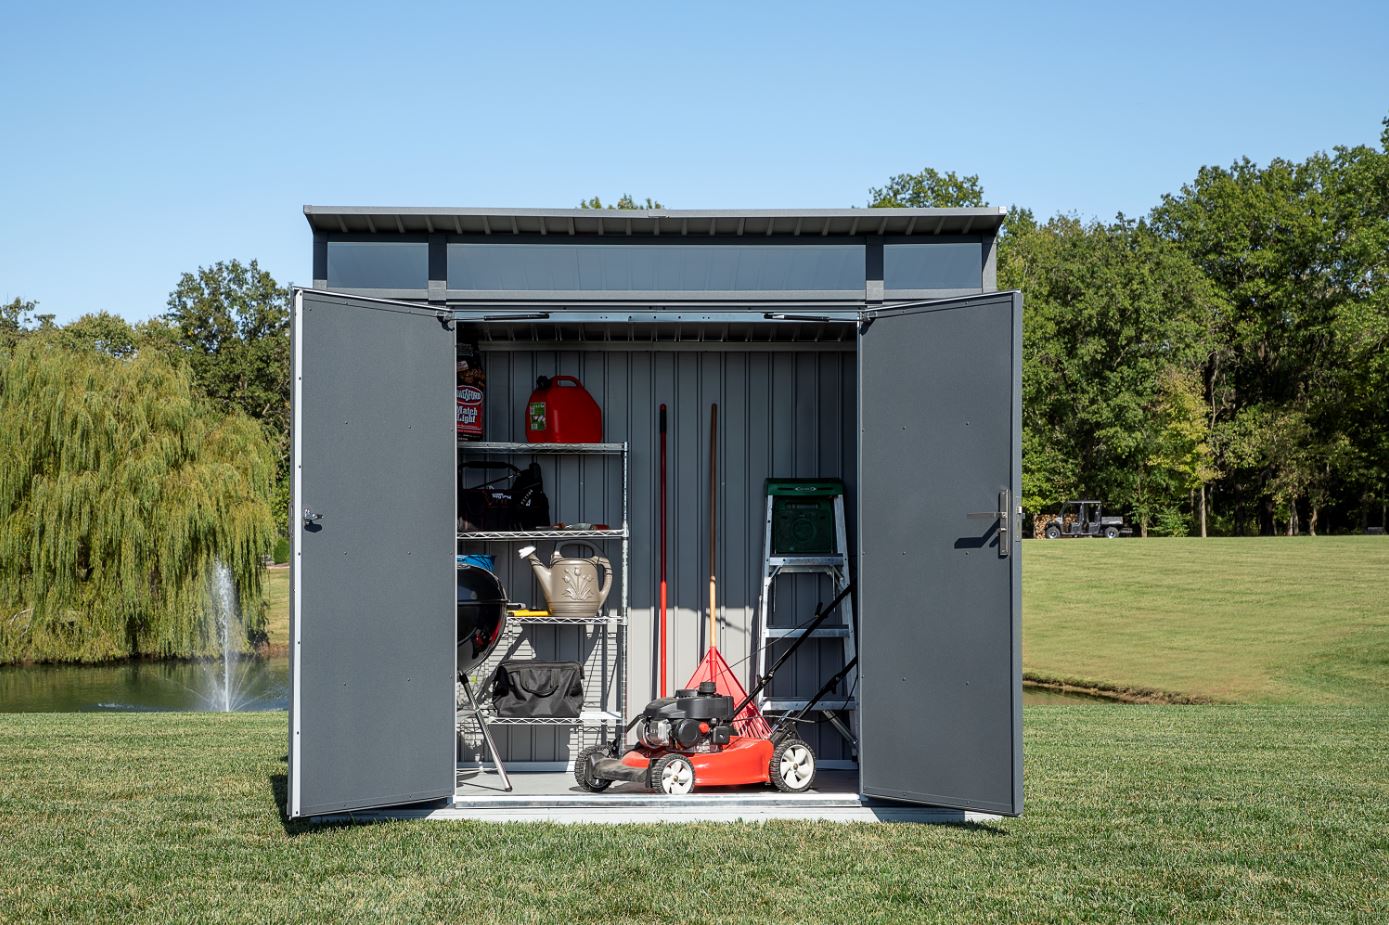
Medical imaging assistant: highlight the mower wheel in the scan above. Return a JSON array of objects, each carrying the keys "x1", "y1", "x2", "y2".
[
  {"x1": 770, "y1": 739, "x2": 817, "y2": 793},
  {"x1": 574, "y1": 745, "x2": 613, "y2": 792},
  {"x1": 1044, "y1": 524, "x2": 1061, "y2": 539},
  {"x1": 649, "y1": 754, "x2": 696, "y2": 795},
  {"x1": 1103, "y1": 525, "x2": 1120, "y2": 539}
]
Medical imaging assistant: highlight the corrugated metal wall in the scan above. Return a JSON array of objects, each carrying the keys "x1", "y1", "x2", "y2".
[{"x1": 459, "y1": 341, "x2": 859, "y2": 765}]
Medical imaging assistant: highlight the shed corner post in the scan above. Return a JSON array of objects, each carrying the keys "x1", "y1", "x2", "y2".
[
  {"x1": 982, "y1": 232, "x2": 999, "y2": 291},
  {"x1": 428, "y1": 232, "x2": 447, "y2": 304},
  {"x1": 865, "y1": 236, "x2": 884, "y2": 305}
]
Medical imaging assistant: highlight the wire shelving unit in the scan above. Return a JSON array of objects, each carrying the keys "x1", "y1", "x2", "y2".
[{"x1": 456, "y1": 440, "x2": 629, "y2": 767}]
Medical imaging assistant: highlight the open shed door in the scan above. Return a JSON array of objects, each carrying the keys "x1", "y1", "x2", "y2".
[
  {"x1": 288, "y1": 290, "x2": 456, "y2": 818},
  {"x1": 857, "y1": 291, "x2": 1023, "y2": 815}
]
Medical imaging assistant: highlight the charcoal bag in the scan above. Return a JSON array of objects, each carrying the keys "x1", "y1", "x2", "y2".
[{"x1": 491, "y1": 661, "x2": 585, "y2": 718}]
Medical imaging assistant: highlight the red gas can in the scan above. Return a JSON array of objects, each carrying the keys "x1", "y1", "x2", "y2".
[{"x1": 526, "y1": 375, "x2": 603, "y2": 443}]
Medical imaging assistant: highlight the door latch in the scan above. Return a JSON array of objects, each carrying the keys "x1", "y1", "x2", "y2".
[
  {"x1": 967, "y1": 489, "x2": 1011, "y2": 557},
  {"x1": 302, "y1": 508, "x2": 323, "y2": 527}
]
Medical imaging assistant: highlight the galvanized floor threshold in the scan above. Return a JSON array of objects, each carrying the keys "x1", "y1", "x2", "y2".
[{"x1": 314, "y1": 770, "x2": 1000, "y2": 825}]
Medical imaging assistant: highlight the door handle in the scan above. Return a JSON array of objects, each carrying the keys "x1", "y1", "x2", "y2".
[
  {"x1": 966, "y1": 489, "x2": 1011, "y2": 557},
  {"x1": 303, "y1": 508, "x2": 323, "y2": 527}
]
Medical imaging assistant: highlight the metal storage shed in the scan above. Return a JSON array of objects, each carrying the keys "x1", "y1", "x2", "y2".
[{"x1": 288, "y1": 206, "x2": 1021, "y2": 822}]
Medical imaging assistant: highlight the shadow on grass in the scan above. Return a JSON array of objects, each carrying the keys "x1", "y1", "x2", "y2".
[
  {"x1": 270, "y1": 773, "x2": 402, "y2": 836},
  {"x1": 860, "y1": 812, "x2": 1009, "y2": 834},
  {"x1": 936, "y1": 820, "x2": 1009, "y2": 835}
]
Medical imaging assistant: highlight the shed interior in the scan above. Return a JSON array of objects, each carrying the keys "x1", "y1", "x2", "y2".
[{"x1": 454, "y1": 315, "x2": 863, "y2": 785}]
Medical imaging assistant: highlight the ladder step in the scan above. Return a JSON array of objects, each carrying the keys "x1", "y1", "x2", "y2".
[
  {"x1": 763, "y1": 699, "x2": 858, "y2": 711},
  {"x1": 757, "y1": 491, "x2": 858, "y2": 745},
  {"x1": 767, "y1": 555, "x2": 847, "y2": 568},
  {"x1": 764, "y1": 626, "x2": 852, "y2": 638}
]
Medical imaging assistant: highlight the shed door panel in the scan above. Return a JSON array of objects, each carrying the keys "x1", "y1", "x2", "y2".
[
  {"x1": 857, "y1": 291, "x2": 1022, "y2": 815},
  {"x1": 289, "y1": 291, "x2": 455, "y2": 818}
]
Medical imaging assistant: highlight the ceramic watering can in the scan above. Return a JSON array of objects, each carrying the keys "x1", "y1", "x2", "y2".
[{"x1": 517, "y1": 542, "x2": 613, "y2": 618}]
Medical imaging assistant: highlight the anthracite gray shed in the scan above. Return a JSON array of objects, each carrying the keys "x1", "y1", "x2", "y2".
[{"x1": 288, "y1": 207, "x2": 1021, "y2": 821}]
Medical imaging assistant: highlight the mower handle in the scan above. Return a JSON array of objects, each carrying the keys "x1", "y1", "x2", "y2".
[
  {"x1": 768, "y1": 655, "x2": 858, "y2": 743},
  {"x1": 732, "y1": 583, "x2": 854, "y2": 720}
]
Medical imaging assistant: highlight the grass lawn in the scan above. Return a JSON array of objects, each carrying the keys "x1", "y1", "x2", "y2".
[
  {"x1": 1023, "y1": 537, "x2": 1389, "y2": 705},
  {"x1": 10, "y1": 541, "x2": 1387, "y2": 921},
  {"x1": 0, "y1": 707, "x2": 1384, "y2": 923},
  {"x1": 263, "y1": 566, "x2": 288, "y2": 651}
]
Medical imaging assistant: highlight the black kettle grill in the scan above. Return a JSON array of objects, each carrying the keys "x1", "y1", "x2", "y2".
[{"x1": 457, "y1": 564, "x2": 507, "y2": 675}]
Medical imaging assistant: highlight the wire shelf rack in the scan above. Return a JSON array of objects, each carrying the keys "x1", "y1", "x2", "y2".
[
  {"x1": 457, "y1": 528, "x2": 627, "y2": 541},
  {"x1": 506, "y1": 613, "x2": 626, "y2": 626},
  {"x1": 458, "y1": 441, "x2": 627, "y2": 454},
  {"x1": 454, "y1": 440, "x2": 629, "y2": 767},
  {"x1": 477, "y1": 710, "x2": 623, "y2": 727}
]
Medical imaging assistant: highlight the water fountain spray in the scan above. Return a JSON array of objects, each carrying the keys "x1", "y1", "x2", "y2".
[{"x1": 209, "y1": 561, "x2": 239, "y2": 712}]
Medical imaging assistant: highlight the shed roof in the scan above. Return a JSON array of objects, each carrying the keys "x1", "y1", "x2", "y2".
[{"x1": 303, "y1": 206, "x2": 1006, "y2": 238}]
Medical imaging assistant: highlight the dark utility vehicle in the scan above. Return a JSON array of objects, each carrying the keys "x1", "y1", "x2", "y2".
[{"x1": 1042, "y1": 500, "x2": 1133, "y2": 539}]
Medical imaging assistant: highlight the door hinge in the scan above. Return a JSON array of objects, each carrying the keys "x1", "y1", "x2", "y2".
[
  {"x1": 446, "y1": 311, "x2": 552, "y2": 323},
  {"x1": 762, "y1": 312, "x2": 858, "y2": 324}
]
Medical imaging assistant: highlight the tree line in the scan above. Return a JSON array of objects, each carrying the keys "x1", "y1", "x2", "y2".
[
  {"x1": 872, "y1": 118, "x2": 1389, "y2": 536},
  {"x1": 1, "y1": 265, "x2": 287, "y2": 661}
]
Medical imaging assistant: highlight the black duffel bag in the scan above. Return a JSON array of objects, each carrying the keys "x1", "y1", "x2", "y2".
[
  {"x1": 458, "y1": 461, "x2": 551, "y2": 532},
  {"x1": 492, "y1": 661, "x2": 584, "y2": 718}
]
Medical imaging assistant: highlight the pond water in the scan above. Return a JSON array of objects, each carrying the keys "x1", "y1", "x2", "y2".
[
  {"x1": 0, "y1": 655, "x2": 289, "y2": 713},
  {"x1": 0, "y1": 657, "x2": 1112, "y2": 712},
  {"x1": 1021, "y1": 686, "x2": 1123, "y2": 705}
]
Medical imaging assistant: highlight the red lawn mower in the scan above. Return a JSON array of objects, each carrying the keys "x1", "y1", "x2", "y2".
[{"x1": 575, "y1": 586, "x2": 855, "y2": 796}]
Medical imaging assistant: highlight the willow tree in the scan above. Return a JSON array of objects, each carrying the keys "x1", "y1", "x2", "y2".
[{"x1": 0, "y1": 337, "x2": 276, "y2": 662}]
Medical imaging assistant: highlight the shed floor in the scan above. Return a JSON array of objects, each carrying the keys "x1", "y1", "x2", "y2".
[{"x1": 318, "y1": 769, "x2": 999, "y2": 824}]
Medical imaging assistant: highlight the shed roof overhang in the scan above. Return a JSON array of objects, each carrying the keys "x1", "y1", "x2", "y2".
[{"x1": 303, "y1": 206, "x2": 1007, "y2": 238}]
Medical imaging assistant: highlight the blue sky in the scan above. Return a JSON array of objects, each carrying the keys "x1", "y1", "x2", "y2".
[{"x1": 3, "y1": 1, "x2": 1386, "y2": 323}]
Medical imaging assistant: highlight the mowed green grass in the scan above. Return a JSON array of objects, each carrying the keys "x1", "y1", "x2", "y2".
[
  {"x1": 1023, "y1": 537, "x2": 1389, "y2": 704},
  {"x1": 263, "y1": 566, "x2": 288, "y2": 649},
  {"x1": 0, "y1": 708, "x2": 1385, "y2": 924}
]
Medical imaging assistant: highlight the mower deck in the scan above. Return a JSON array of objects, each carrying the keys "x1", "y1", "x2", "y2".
[{"x1": 312, "y1": 770, "x2": 1000, "y2": 824}]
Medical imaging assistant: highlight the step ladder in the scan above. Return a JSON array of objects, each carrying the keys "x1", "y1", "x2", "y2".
[{"x1": 753, "y1": 480, "x2": 857, "y2": 748}]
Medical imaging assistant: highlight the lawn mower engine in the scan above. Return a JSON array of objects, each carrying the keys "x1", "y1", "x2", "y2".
[
  {"x1": 575, "y1": 681, "x2": 818, "y2": 796},
  {"x1": 636, "y1": 682, "x2": 734, "y2": 752}
]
